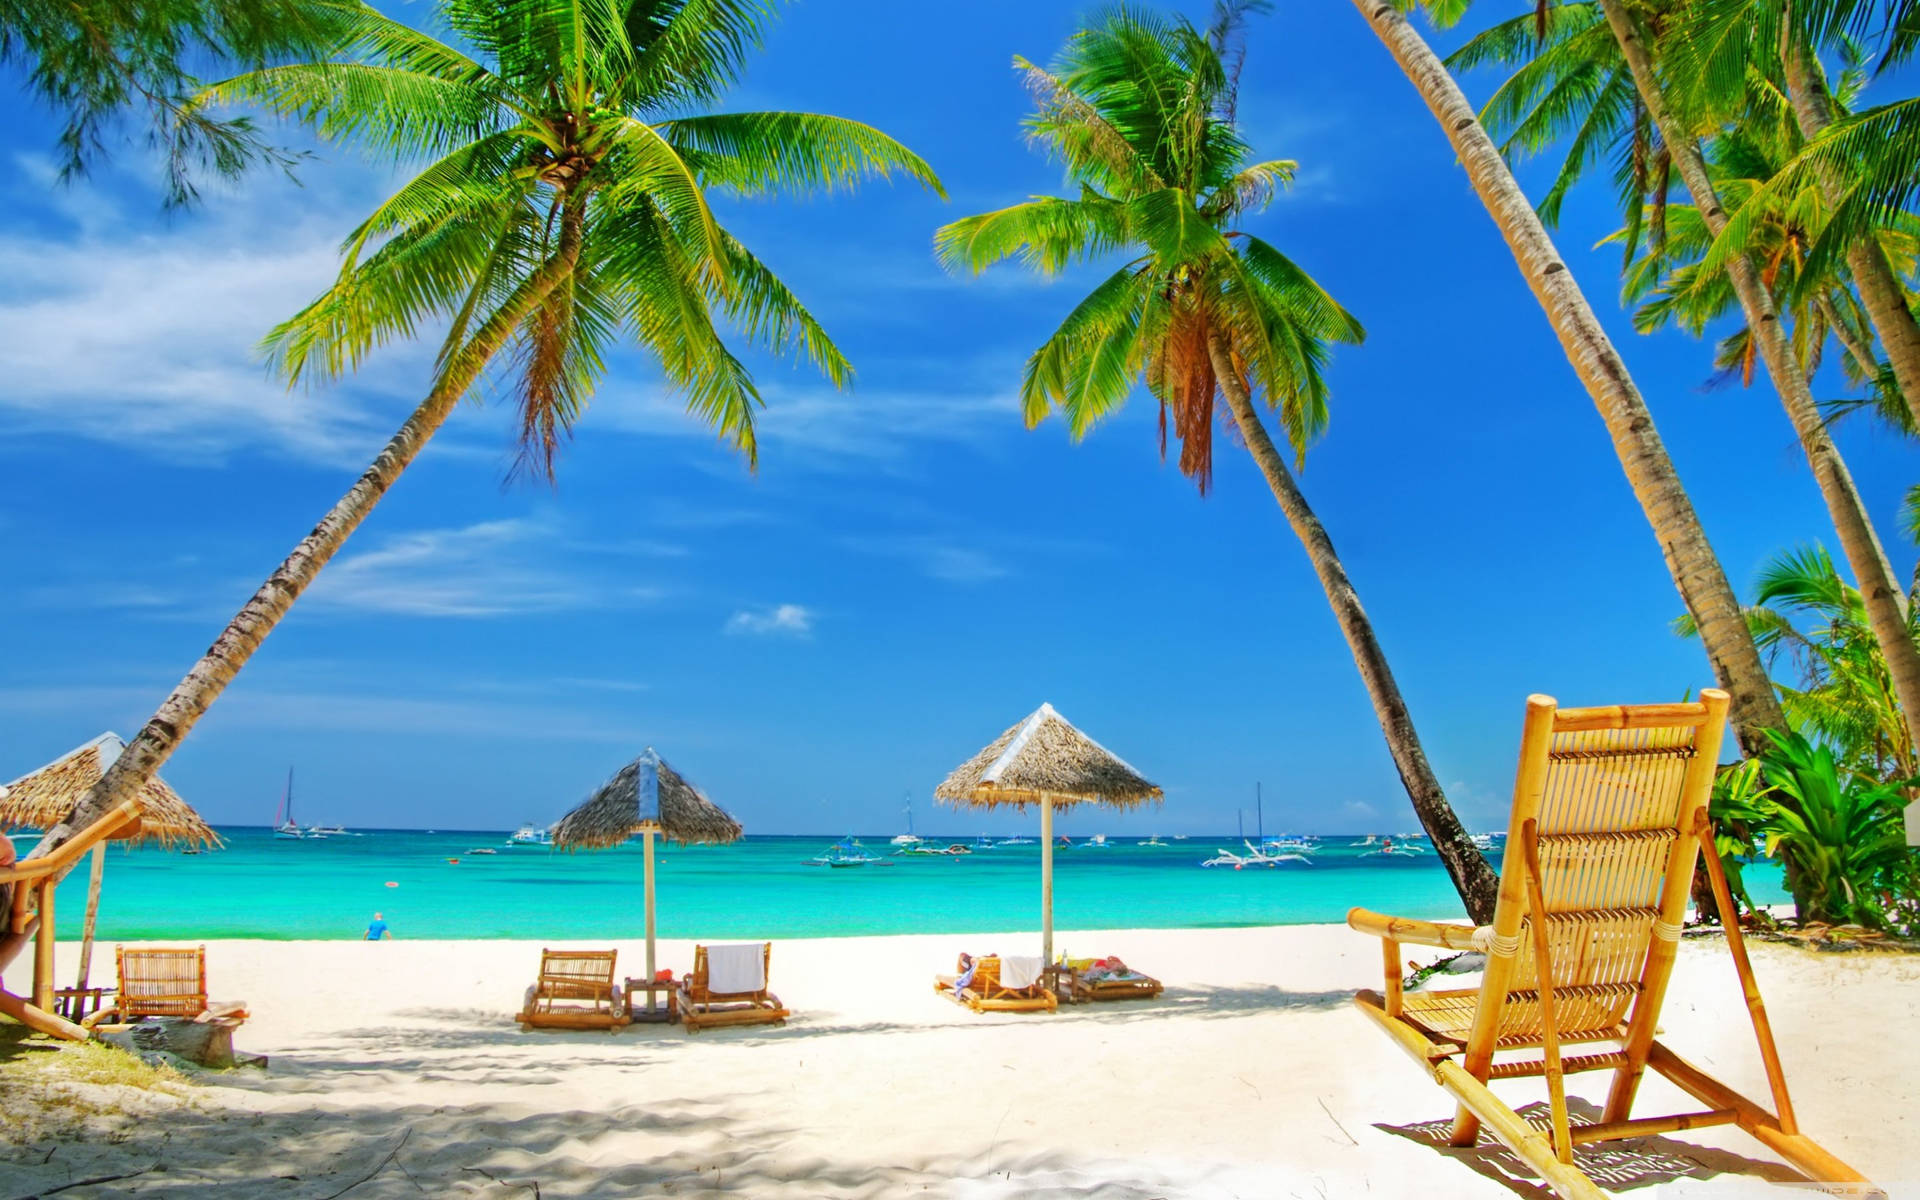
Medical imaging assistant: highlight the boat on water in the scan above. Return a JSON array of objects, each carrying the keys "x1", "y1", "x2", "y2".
[
  {"x1": 1080, "y1": 833, "x2": 1112, "y2": 848},
  {"x1": 891, "y1": 792, "x2": 922, "y2": 846},
  {"x1": 1361, "y1": 836, "x2": 1426, "y2": 858},
  {"x1": 996, "y1": 835, "x2": 1034, "y2": 846},
  {"x1": 1141, "y1": 835, "x2": 1167, "y2": 847},
  {"x1": 273, "y1": 768, "x2": 305, "y2": 839},
  {"x1": 971, "y1": 834, "x2": 996, "y2": 851},
  {"x1": 308, "y1": 823, "x2": 350, "y2": 837},
  {"x1": 1201, "y1": 841, "x2": 1311, "y2": 869},
  {"x1": 808, "y1": 837, "x2": 890, "y2": 867},
  {"x1": 468, "y1": 847, "x2": 498, "y2": 855},
  {"x1": 506, "y1": 824, "x2": 554, "y2": 847},
  {"x1": 1258, "y1": 834, "x2": 1316, "y2": 856}
]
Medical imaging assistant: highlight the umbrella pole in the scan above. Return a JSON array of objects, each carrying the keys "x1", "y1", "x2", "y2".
[
  {"x1": 75, "y1": 842, "x2": 106, "y2": 992},
  {"x1": 1040, "y1": 796, "x2": 1054, "y2": 967},
  {"x1": 643, "y1": 828, "x2": 657, "y2": 980}
]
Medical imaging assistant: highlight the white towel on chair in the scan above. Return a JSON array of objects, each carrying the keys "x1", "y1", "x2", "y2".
[
  {"x1": 706, "y1": 943, "x2": 766, "y2": 994},
  {"x1": 999, "y1": 955, "x2": 1044, "y2": 989}
]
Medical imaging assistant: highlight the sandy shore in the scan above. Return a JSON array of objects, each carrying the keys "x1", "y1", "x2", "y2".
[{"x1": 2, "y1": 924, "x2": 1916, "y2": 1198}]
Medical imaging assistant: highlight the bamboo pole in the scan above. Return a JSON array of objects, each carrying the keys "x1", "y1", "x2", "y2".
[
  {"x1": 1381, "y1": 938, "x2": 1403, "y2": 1017},
  {"x1": 643, "y1": 827, "x2": 657, "y2": 982},
  {"x1": 1521, "y1": 818, "x2": 1573, "y2": 1164},
  {"x1": 33, "y1": 878, "x2": 55, "y2": 1012},
  {"x1": 1692, "y1": 808, "x2": 1798, "y2": 1134},
  {"x1": 75, "y1": 842, "x2": 106, "y2": 992},
  {"x1": 1452, "y1": 694, "x2": 1558, "y2": 1147},
  {"x1": 1040, "y1": 796, "x2": 1054, "y2": 967},
  {"x1": 0, "y1": 986, "x2": 88, "y2": 1041}
]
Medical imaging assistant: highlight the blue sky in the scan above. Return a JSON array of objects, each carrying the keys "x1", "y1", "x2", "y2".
[{"x1": 0, "y1": 1, "x2": 1913, "y2": 838}]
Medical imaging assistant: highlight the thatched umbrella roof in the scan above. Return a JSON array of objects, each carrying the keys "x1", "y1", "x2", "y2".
[
  {"x1": 552, "y1": 748, "x2": 743, "y2": 849},
  {"x1": 1, "y1": 733, "x2": 220, "y2": 849},
  {"x1": 936, "y1": 703, "x2": 1162, "y2": 811}
]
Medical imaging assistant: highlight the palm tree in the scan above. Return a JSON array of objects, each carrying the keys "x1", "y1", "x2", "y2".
[
  {"x1": 1676, "y1": 0, "x2": 1920, "y2": 432},
  {"x1": 16, "y1": 0, "x2": 942, "y2": 882},
  {"x1": 1481, "y1": 0, "x2": 1920, "y2": 778},
  {"x1": 936, "y1": 3, "x2": 1498, "y2": 919},
  {"x1": 1346, "y1": 0, "x2": 1788, "y2": 754},
  {"x1": 1683, "y1": 545, "x2": 1918, "y2": 780}
]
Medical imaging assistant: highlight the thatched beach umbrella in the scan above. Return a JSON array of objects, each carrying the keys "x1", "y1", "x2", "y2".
[
  {"x1": 935, "y1": 703, "x2": 1161, "y2": 966},
  {"x1": 2, "y1": 732, "x2": 221, "y2": 996},
  {"x1": 551, "y1": 748, "x2": 742, "y2": 980}
]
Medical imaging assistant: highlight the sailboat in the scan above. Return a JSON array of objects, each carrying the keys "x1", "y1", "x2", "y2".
[
  {"x1": 891, "y1": 791, "x2": 923, "y2": 846},
  {"x1": 273, "y1": 768, "x2": 304, "y2": 839}
]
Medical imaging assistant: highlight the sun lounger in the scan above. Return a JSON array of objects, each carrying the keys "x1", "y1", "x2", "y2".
[
  {"x1": 83, "y1": 945, "x2": 248, "y2": 1028},
  {"x1": 516, "y1": 948, "x2": 628, "y2": 1031},
  {"x1": 1063, "y1": 956, "x2": 1162, "y2": 1003},
  {"x1": 1348, "y1": 691, "x2": 1878, "y2": 1199},
  {"x1": 935, "y1": 953, "x2": 1058, "y2": 1013},
  {"x1": 679, "y1": 943, "x2": 788, "y2": 1032}
]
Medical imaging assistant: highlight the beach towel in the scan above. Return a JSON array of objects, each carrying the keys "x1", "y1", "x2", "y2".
[
  {"x1": 706, "y1": 943, "x2": 766, "y2": 994},
  {"x1": 951, "y1": 953, "x2": 978, "y2": 994},
  {"x1": 999, "y1": 955, "x2": 1044, "y2": 990}
]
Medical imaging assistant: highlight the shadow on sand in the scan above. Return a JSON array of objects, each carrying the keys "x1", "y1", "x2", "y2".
[{"x1": 1376, "y1": 1098, "x2": 1804, "y2": 1197}]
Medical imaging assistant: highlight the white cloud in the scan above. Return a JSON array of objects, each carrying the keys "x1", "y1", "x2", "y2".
[
  {"x1": 589, "y1": 378, "x2": 1021, "y2": 465},
  {"x1": 725, "y1": 603, "x2": 814, "y2": 637},
  {"x1": 303, "y1": 517, "x2": 635, "y2": 618},
  {"x1": 842, "y1": 535, "x2": 1010, "y2": 584},
  {"x1": 0, "y1": 159, "x2": 445, "y2": 468}
]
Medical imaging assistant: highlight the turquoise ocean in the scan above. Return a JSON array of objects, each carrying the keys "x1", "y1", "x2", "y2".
[{"x1": 29, "y1": 828, "x2": 1790, "y2": 942}]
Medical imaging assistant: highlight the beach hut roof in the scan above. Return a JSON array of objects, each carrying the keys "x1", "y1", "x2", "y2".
[
  {"x1": 1, "y1": 733, "x2": 220, "y2": 849},
  {"x1": 935, "y1": 703, "x2": 1162, "y2": 810},
  {"x1": 552, "y1": 748, "x2": 743, "y2": 849}
]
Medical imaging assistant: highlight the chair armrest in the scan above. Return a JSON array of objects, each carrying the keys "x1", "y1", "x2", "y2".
[{"x1": 1347, "y1": 907, "x2": 1483, "y2": 951}]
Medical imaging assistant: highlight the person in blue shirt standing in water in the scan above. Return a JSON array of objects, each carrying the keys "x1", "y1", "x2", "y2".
[{"x1": 365, "y1": 912, "x2": 391, "y2": 940}]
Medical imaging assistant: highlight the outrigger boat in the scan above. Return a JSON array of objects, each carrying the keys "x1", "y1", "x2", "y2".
[
  {"x1": 1140, "y1": 835, "x2": 1167, "y2": 847},
  {"x1": 808, "y1": 837, "x2": 890, "y2": 867},
  {"x1": 1201, "y1": 841, "x2": 1312, "y2": 869},
  {"x1": 1360, "y1": 836, "x2": 1425, "y2": 858},
  {"x1": 995, "y1": 835, "x2": 1034, "y2": 846}
]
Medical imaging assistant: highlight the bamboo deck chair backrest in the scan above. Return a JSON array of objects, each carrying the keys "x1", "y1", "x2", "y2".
[
  {"x1": 1460, "y1": 695, "x2": 1727, "y2": 1068},
  {"x1": 967, "y1": 956, "x2": 1044, "y2": 1000},
  {"x1": 534, "y1": 949, "x2": 618, "y2": 1004},
  {"x1": 116, "y1": 945, "x2": 208, "y2": 1019},
  {"x1": 685, "y1": 943, "x2": 773, "y2": 1002}
]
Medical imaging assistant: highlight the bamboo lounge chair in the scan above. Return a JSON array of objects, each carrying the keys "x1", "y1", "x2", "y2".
[
  {"x1": 516, "y1": 948, "x2": 628, "y2": 1031},
  {"x1": 679, "y1": 943, "x2": 788, "y2": 1032},
  {"x1": 1347, "y1": 691, "x2": 1879, "y2": 1199},
  {"x1": 935, "y1": 954, "x2": 1058, "y2": 1013},
  {"x1": 1063, "y1": 956, "x2": 1162, "y2": 1003}
]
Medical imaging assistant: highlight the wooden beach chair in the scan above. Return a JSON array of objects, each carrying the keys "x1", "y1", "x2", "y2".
[
  {"x1": 1347, "y1": 691, "x2": 1878, "y2": 1199},
  {"x1": 84, "y1": 945, "x2": 248, "y2": 1028},
  {"x1": 678, "y1": 943, "x2": 788, "y2": 1032},
  {"x1": 934, "y1": 954, "x2": 1058, "y2": 1013},
  {"x1": 516, "y1": 948, "x2": 628, "y2": 1031},
  {"x1": 1063, "y1": 957, "x2": 1162, "y2": 1003}
]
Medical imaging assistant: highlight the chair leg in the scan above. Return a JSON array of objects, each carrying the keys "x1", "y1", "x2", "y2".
[{"x1": 1449, "y1": 1103, "x2": 1482, "y2": 1147}]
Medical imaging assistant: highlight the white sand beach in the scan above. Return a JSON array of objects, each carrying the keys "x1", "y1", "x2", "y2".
[{"x1": 2, "y1": 924, "x2": 1915, "y2": 1198}]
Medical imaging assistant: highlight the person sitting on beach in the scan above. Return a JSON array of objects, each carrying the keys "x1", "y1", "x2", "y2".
[{"x1": 365, "y1": 912, "x2": 391, "y2": 941}]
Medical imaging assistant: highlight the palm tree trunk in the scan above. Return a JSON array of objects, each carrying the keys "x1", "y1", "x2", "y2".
[
  {"x1": 1206, "y1": 330, "x2": 1499, "y2": 923},
  {"x1": 1348, "y1": 0, "x2": 1788, "y2": 755},
  {"x1": 10, "y1": 226, "x2": 583, "y2": 902},
  {"x1": 1816, "y1": 292, "x2": 1881, "y2": 385},
  {"x1": 1596, "y1": 0, "x2": 1920, "y2": 771},
  {"x1": 1780, "y1": 14, "x2": 1920, "y2": 433}
]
